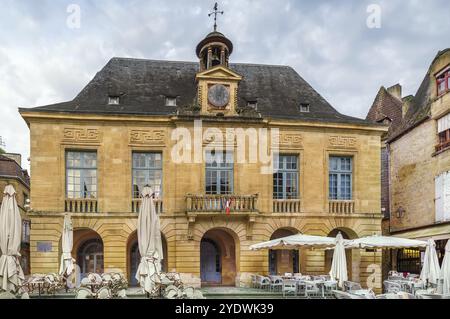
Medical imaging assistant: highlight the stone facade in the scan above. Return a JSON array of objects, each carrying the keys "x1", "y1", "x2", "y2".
[
  {"x1": 389, "y1": 50, "x2": 450, "y2": 238},
  {"x1": 20, "y1": 113, "x2": 385, "y2": 289},
  {"x1": 19, "y1": 29, "x2": 387, "y2": 291}
]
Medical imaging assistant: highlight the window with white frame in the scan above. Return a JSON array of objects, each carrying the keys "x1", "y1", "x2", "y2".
[
  {"x1": 435, "y1": 171, "x2": 450, "y2": 222},
  {"x1": 329, "y1": 156, "x2": 352, "y2": 200},
  {"x1": 66, "y1": 151, "x2": 97, "y2": 199},
  {"x1": 437, "y1": 113, "x2": 450, "y2": 152},
  {"x1": 205, "y1": 151, "x2": 233, "y2": 195},
  {"x1": 165, "y1": 97, "x2": 177, "y2": 107},
  {"x1": 108, "y1": 96, "x2": 120, "y2": 105},
  {"x1": 132, "y1": 152, "x2": 162, "y2": 198},
  {"x1": 273, "y1": 155, "x2": 299, "y2": 199}
]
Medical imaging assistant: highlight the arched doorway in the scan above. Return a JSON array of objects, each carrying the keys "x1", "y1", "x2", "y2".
[
  {"x1": 71, "y1": 228, "x2": 104, "y2": 285},
  {"x1": 77, "y1": 239, "x2": 104, "y2": 277},
  {"x1": 127, "y1": 231, "x2": 168, "y2": 286},
  {"x1": 200, "y1": 228, "x2": 238, "y2": 287},
  {"x1": 269, "y1": 228, "x2": 299, "y2": 275},
  {"x1": 325, "y1": 228, "x2": 359, "y2": 281}
]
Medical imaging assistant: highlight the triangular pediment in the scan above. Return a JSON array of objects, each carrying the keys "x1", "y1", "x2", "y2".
[{"x1": 196, "y1": 65, "x2": 242, "y2": 81}]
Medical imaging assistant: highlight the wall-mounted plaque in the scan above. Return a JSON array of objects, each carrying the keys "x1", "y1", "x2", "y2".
[{"x1": 37, "y1": 241, "x2": 52, "y2": 253}]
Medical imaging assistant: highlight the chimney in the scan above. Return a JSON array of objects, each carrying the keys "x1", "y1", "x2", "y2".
[
  {"x1": 387, "y1": 84, "x2": 402, "y2": 100},
  {"x1": 402, "y1": 95, "x2": 414, "y2": 119}
]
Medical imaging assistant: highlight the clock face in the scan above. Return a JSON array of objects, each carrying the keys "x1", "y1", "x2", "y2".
[{"x1": 208, "y1": 84, "x2": 230, "y2": 108}]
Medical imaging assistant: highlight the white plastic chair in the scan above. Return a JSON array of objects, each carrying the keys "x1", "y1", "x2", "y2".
[
  {"x1": 282, "y1": 279, "x2": 297, "y2": 298},
  {"x1": 270, "y1": 276, "x2": 283, "y2": 292}
]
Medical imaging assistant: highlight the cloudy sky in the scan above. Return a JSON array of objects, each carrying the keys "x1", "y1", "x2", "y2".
[{"x1": 0, "y1": 0, "x2": 449, "y2": 171}]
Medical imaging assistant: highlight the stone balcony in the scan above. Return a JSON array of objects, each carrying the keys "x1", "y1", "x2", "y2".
[
  {"x1": 132, "y1": 198, "x2": 164, "y2": 214},
  {"x1": 185, "y1": 193, "x2": 259, "y2": 214},
  {"x1": 328, "y1": 200, "x2": 355, "y2": 214},
  {"x1": 272, "y1": 199, "x2": 301, "y2": 213},
  {"x1": 65, "y1": 198, "x2": 98, "y2": 213}
]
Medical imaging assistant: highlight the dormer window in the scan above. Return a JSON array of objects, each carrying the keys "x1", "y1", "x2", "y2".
[
  {"x1": 247, "y1": 100, "x2": 258, "y2": 110},
  {"x1": 436, "y1": 67, "x2": 450, "y2": 96},
  {"x1": 165, "y1": 97, "x2": 177, "y2": 107},
  {"x1": 108, "y1": 96, "x2": 120, "y2": 105},
  {"x1": 299, "y1": 103, "x2": 310, "y2": 113}
]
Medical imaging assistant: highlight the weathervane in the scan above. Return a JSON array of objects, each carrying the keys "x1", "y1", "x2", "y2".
[{"x1": 208, "y1": 2, "x2": 224, "y2": 32}]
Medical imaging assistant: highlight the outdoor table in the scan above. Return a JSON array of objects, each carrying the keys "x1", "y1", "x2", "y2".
[
  {"x1": 83, "y1": 282, "x2": 102, "y2": 294},
  {"x1": 30, "y1": 279, "x2": 46, "y2": 296},
  {"x1": 351, "y1": 289, "x2": 374, "y2": 298}
]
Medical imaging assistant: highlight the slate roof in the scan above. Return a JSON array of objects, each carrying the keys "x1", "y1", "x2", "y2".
[
  {"x1": 20, "y1": 57, "x2": 377, "y2": 126},
  {"x1": 367, "y1": 48, "x2": 450, "y2": 142},
  {"x1": 365, "y1": 86, "x2": 403, "y2": 139},
  {"x1": 0, "y1": 155, "x2": 30, "y2": 188}
]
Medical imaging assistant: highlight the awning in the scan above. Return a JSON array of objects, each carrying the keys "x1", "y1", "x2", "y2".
[{"x1": 391, "y1": 223, "x2": 450, "y2": 242}]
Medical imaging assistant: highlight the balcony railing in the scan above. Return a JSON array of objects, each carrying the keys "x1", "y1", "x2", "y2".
[
  {"x1": 186, "y1": 194, "x2": 258, "y2": 213},
  {"x1": 273, "y1": 199, "x2": 301, "y2": 213},
  {"x1": 65, "y1": 198, "x2": 98, "y2": 213},
  {"x1": 132, "y1": 198, "x2": 164, "y2": 214},
  {"x1": 329, "y1": 200, "x2": 355, "y2": 214}
]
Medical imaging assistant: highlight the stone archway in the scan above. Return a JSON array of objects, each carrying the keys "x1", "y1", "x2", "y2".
[
  {"x1": 200, "y1": 228, "x2": 239, "y2": 287},
  {"x1": 72, "y1": 228, "x2": 104, "y2": 279},
  {"x1": 269, "y1": 228, "x2": 300, "y2": 275},
  {"x1": 126, "y1": 231, "x2": 168, "y2": 286},
  {"x1": 325, "y1": 227, "x2": 360, "y2": 282}
]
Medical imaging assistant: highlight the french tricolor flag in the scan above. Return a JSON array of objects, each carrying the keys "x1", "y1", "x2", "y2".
[{"x1": 225, "y1": 198, "x2": 232, "y2": 215}]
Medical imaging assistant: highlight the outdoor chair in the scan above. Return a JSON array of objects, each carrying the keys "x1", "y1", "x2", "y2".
[
  {"x1": 269, "y1": 276, "x2": 283, "y2": 292},
  {"x1": 388, "y1": 270, "x2": 400, "y2": 277},
  {"x1": 332, "y1": 290, "x2": 352, "y2": 299},
  {"x1": 284, "y1": 273, "x2": 293, "y2": 278},
  {"x1": 250, "y1": 274, "x2": 257, "y2": 288},
  {"x1": 323, "y1": 281, "x2": 338, "y2": 298},
  {"x1": 305, "y1": 282, "x2": 321, "y2": 298},
  {"x1": 296, "y1": 281, "x2": 306, "y2": 296},
  {"x1": 256, "y1": 275, "x2": 270, "y2": 290},
  {"x1": 343, "y1": 281, "x2": 362, "y2": 292},
  {"x1": 282, "y1": 279, "x2": 297, "y2": 298},
  {"x1": 383, "y1": 280, "x2": 401, "y2": 293},
  {"x1": 97, "y1": 286, "x2": 112, "y2": 299}
]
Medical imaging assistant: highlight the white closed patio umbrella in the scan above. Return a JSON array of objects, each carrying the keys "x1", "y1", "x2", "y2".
[
  {"x1": 135, "y1": 186, "x2": 164, "y2": 295},
  {"x1": 420, "y1": 239, "x2": 441, "y2": 286},
  {"x1": 329, "y1": 232, "x2": 348, "y2": 288},
  {"x1": 59, "y1": 214, "x2": 75, "y2": 284},
  {"x1": 440, "y1": 241, "x2": 450, "y2": 295},
  {"x1": 0, "y1": 185, "x2": 25, "y2": 293}
]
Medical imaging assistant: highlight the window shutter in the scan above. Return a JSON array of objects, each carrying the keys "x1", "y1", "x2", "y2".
[
  {"x1": 438, "y1": 114, "x2": 450, "y2": 133},
  {"x1": 435, "y1": 173, "x2": 444, "y2": 222},
  {"x1": 444, "y1": 172, "x2": 450, "y2": 221}
]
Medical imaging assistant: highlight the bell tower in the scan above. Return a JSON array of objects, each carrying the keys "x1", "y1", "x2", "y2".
[
  {"x1": 196, "y1": 3, "x2": 233, "y2": 71},
  {"x1": 195, "y1": 3, "x2": 241, "y2": 116}
]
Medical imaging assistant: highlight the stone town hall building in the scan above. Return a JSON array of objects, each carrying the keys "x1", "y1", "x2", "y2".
[{"x1": 19, "y1": 26, "x2": 386, "y2": 288}]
